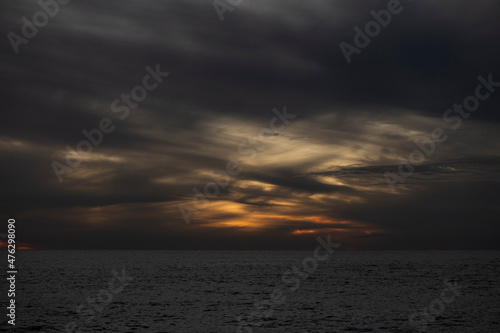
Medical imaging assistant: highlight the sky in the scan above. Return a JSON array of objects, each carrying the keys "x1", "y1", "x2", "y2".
[{"x1": 1, "y1": 0, "x2": 499, "y2": 250}]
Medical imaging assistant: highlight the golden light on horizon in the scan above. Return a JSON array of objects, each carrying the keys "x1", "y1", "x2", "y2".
[
  {"x1": 292, "y1": 229, "x2": 316, "y2": 235},
  {"x1": 0, "y1": 241, "x2": 35, "y2": 250}
]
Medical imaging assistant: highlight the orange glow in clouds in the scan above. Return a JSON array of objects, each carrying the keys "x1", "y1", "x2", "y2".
[{"x1": 292, "y1": 230, "x2": 316, "y2": 235}]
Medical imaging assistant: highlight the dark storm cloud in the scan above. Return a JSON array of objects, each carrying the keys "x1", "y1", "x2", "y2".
[
  {"x1": 244, "y1": 168, "x2": 357, "y2": 194},
  {"x1": 3, "y1": 0, "x2": 500, "y2": 125},
  {"x1": 1, "y1": 0, "x2": 500, "y2": 249},
  {"x1": 310, "y1": 155, "x2": 500, "y2": 249},
  {"x1": 311, "y1": 155, "x2": 500, "y2": 187},
  {"x1": 332, "y1": 180, "x2": 500, "y2": 250}
]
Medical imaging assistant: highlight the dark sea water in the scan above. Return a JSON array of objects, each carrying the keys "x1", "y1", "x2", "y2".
[{"x1": 1, "y1": 250, "x2": 499, "y2": 332}]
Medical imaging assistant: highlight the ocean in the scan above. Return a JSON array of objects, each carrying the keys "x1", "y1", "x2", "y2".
[{"x1": 2, "y1": 250, "x2": 499, "y2": 332}]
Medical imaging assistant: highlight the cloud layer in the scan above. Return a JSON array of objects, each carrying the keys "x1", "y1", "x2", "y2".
[{"x1": 1, "y1": 0, "x2": 499, "y2": 249}]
